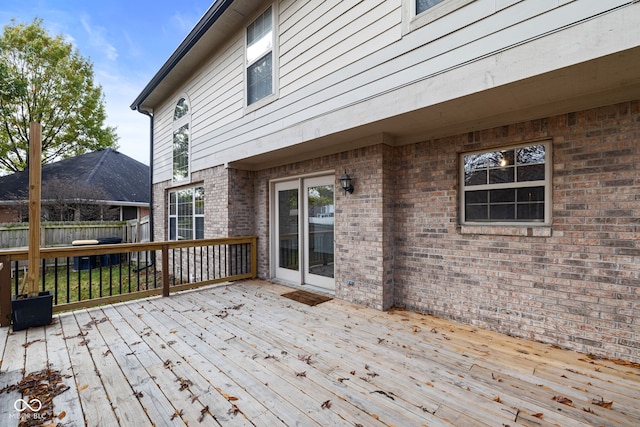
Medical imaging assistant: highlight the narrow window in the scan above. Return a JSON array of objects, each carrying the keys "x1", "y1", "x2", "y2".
[
  {"x1": 461, "y1": 143, "x2": 551, "y2": 224},
  {"x1": 246, "y1": 6, "x2": 273, "y2": 105},
  {"x1": 173, "y1": 97, "x2": 190, "y2": 182},
  {"x1": 168, "y1": 186, "x2": 204, "y2": 240}
]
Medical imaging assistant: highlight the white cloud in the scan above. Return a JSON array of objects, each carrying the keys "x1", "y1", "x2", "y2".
[{"x1": 80, "y1": 15, "x2": 118, "y2": 61}]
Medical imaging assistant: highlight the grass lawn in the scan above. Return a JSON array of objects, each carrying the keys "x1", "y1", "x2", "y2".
[{"x1": 11, "y1": 257, "x2": 160, "y2": 306}]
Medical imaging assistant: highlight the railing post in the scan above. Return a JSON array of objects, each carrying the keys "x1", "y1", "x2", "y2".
[
  {"x1": 0, "y1": 255, "x2": 12, "y2": 326},
  {"x1": 162, "y1": 244, "x2": 170, "y2": 297}
]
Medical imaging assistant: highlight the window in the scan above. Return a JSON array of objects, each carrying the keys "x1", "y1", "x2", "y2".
[
  {"x1": 460, "y1": 142, "x2": 550, "y2": 224},
  {"x1": 403, "y1": 0, "x2": 474, "y2": 34},
  {"x1": 246, "y1": 6, "x2": 274, "y2": 106},
  {"x1": 173, "y1": 97, "x2": 190, "y2": 182},
  {"x1": 416, "y1": 0, "x2": 445, "y2": 14},
  {"x1": 168, "y1": 186, "x2": 204, "y2": 240}
]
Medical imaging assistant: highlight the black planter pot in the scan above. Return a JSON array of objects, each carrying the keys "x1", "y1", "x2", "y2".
[{"x1": 11, "y1": 291, "x2": 53, "y2": 331}]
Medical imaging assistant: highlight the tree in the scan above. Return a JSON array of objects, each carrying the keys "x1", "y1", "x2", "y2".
[{"x1": 0, "y1": 19, "x2": 118, "y2": 174}]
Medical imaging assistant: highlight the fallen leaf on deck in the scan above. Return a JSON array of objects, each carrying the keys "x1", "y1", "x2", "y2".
[
  {"x1": 592, "y1": 398, "x2": 613, "y2": 409},
  {"x1": 228, "y1": 404, "x2": 240, "y2": 415},
  {"x1": 532, "y1": 413, "x2": 544, "y2": 418},
  {"x1": 199, "y1": 406, "x2": 210, "y2": 422},
  {"x1": 78, "y1": 384, "x2": 89, "y2": 391},
  {"x1": 493, "y1": 396, "x2": 501, "y2": 403},
  {"x1": 57, "y1": 411, "x2": 67, "y2": 419},
  {"x1": 170, "y1": 409, "x2": 184, "y2": 420},
  {"x1": 552, "y1": 396, "x2": 574, "y2": 407},
  {"x1": 298, "y1": 354, "x2": 312, "y2": 364}
]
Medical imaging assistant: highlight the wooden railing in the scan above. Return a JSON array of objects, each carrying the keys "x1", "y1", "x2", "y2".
[{"x1": 0, "y1": 236, "x2": 257, "y2": 326}]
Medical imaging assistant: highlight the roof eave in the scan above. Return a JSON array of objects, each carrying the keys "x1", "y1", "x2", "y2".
[{"x1": 130, "y1": 0, "x2": 236, "y2": 113}]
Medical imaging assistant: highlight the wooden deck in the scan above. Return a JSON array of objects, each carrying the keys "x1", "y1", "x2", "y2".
[{"x1": 1, "y1": 280, "x2": 639, "y2": 426}]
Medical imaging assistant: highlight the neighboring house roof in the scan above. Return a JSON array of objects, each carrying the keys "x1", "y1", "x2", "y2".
[{"x1": 0, "y1": 148, "x2": 150, "y2": 205}]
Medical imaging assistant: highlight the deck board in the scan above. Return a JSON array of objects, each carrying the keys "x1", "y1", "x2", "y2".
[{"x1": 1, "y1": 279, "x2": 639, "y2": 426}]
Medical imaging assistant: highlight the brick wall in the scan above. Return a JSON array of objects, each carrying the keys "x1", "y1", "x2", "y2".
[
  {"x1": 393, "y1": 100, "x2": 640, "y2": 361},
  {"x1": 153, "y1": 100, "x2": 639, "y2": 361}
]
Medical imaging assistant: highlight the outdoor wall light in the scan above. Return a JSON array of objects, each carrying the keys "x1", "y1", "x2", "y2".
[{"x1": 340, "y1": 171, "x2": 354, "y2": 194}]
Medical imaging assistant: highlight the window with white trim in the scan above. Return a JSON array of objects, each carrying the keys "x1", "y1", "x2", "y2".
[
  {"x1": 460, "y1": 142, "x2": 551, "y2": 224},
  {"x1": 172, "y1": 97, "x2": 190, "y2": 182},
  {"x1": 246, "y1": 6, "x2": 274, "y2": 106},
  {"x1": 168, "y1": 186, "x2": 204, "y2": 240}
]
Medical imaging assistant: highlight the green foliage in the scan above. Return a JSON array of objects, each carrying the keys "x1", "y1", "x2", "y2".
[{"x1": 0, "y1": 18, "x2": 118, "y2": 174}]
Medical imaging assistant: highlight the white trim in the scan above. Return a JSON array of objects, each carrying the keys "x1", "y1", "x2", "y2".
[{"x1": 459, "y1": 140, "x2": 552, "y2": 226}]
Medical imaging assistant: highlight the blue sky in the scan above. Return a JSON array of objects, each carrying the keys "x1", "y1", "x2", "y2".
[{"x1": 1, "y1": 0, "x2": 214, "y2": 165}]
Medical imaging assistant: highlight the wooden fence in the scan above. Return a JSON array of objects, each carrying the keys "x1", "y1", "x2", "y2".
[{"x1": 0, "y1": 218, "x2": 149, "y2": 249}]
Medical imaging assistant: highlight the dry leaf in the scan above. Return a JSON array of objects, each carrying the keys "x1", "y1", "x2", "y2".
[
  {"x1": 592, "y1": 398, "x2": 613, "y2": 409},
  {"x1": 57, "y1": 411, "x2": 67, "y2": 419},
  {"x1": 228, "y1": 404, "x2": 240, "y2": 416},
  {"x1": 78, "y1": 384, "x2": 89, "y2": 391},
  {"x1": 552, "y1": 396, "x2": 574, "y2": 407},
  {"x1": 425, "y1": 381, "x2": 433, "y2": 387},
  {"x1": 493, "y1": 396, "x2": 501, "y2": 403},
  {"x1": 532, "y1": 413, "x2": 544, "y2": 418}
]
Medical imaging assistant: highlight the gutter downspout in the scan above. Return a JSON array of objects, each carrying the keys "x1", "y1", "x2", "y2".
[{"x1": 137, "y1": 107, "x2": 154, "y2": 244}]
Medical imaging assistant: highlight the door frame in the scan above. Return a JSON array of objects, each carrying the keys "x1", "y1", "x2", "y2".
[{"x1": 270, "y1": 171, "x2": 335, "y2": 289}]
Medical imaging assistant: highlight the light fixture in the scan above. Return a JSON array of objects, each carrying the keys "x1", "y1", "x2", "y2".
[{"x1": 340, "y1": 171, "x2": 354, "y2": 194}]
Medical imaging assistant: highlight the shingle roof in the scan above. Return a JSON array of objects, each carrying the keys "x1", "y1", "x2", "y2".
[{"x1": 0, "y1": 149, "x2": 150, "y2": 205}]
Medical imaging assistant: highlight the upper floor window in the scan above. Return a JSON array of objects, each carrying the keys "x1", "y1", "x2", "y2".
[
  {"x1": 416, "y1": 0, "x2": 445, "y2": 15},
  {"x1": 246, "y1": 6, "x2": 274, "y2": 106},
  {"x1": 460, "y1": 142, "x2": 551, "y2": 225},
  {"x1": 173, "y1": 97, "x2": 190, "y2": 182}
]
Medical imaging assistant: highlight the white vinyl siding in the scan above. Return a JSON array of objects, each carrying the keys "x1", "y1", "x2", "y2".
[{"x1": 152, "y1": 0, "x2": 635, "y2": 183}]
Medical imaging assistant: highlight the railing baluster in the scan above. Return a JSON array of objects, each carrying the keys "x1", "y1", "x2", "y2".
[
  {"x1": 99, "y1": 257, "x2": 103, "y2": 298},
  {"x1": 54, "y1": 258, "x2": 59, "y2": 305},
  {"x1": 66, "y1": 257, "x2": 71, "y2": 304},
  {"x1": 41, "y1": 258, "x2": 46, "y2": 292},
  {"x1": 13, "y1": 260, "x2": 19, "y2": 296},
  {"x1": 77, "y1": 261, "x2": 81, "y2": 301}
]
